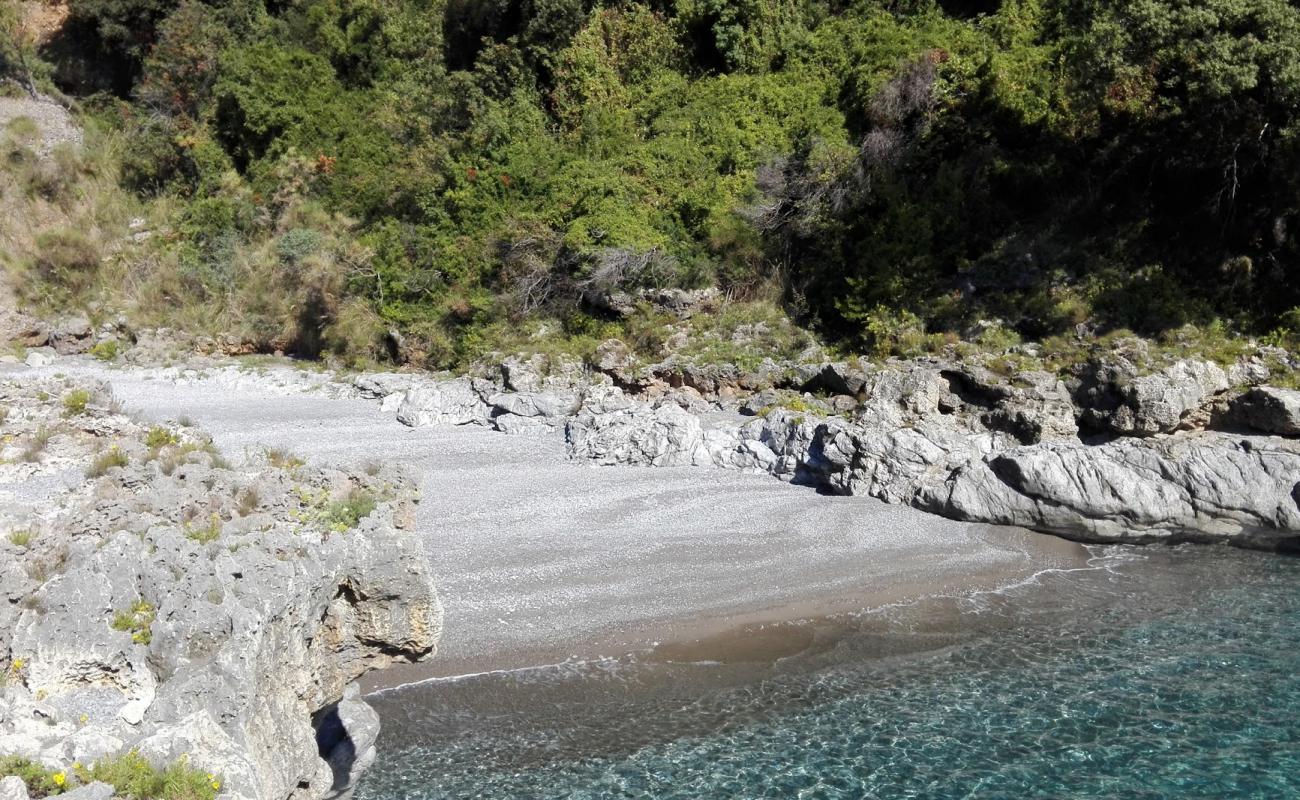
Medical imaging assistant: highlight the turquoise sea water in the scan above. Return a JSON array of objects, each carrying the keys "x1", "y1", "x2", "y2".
[{"x1": 359, "y1": 546, "x2": 1300, "y2": 799}]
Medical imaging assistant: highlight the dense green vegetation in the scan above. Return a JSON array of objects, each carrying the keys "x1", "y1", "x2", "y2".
[{"x1": 5, "y1": 0, "x2": 1300, "y2": 365}]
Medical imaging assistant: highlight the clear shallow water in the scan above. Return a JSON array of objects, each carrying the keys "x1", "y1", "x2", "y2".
[{"x1": 359, "y1": 546, "x2": 1300, "y2": 799}]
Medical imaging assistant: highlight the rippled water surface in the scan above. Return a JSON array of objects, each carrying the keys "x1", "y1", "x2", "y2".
[{"x1": 359, "y1": 546, "x2": 1300, "y2": 799}]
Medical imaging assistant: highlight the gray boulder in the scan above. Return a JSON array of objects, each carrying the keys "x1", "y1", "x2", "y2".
[
  {"x1": 54, "y1": 783, "x2": 114, "y2": 800},
  {"x1": 1079, "y1": 359, "x2": 1229, "y2": 436},
  {"x1": 316, "y1": 684, "x2": 380, "y2": 800},
  {"x1": 1230, "y1": 387, "x2": 1300, "y2": 436},
  {"x1": 920, "y1": 433, "x2": 1300, "y2": 549},
  {"x1": 0, "y1": 777, "x2": 30, "y2": 800},
  {"x1": 566, "y1": 399, "x2": 710, "y2": 467},
  {"x1": 395, "y1": 378, "x2": 491, "y2": 427},
  {"x1": 48, "y1": 316, "x2": 94, "y2": 355}
]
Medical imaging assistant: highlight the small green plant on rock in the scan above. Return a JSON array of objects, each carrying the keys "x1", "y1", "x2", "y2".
[
  {"x1": 0, "y1": 751, "x2": 220, "y2": 800},
  {"x1": 110, "y1": 599, "x2": 156, "y2": 645},
  {"x1": 184, "y1": 513, "x2": 222, "y2": 544},
  {"x1": 87, "y1": 446, "x2": 129, "y2": 477},
  {"x1": 266, "y1": 447, "x2": 304, "y2": 470},
  {"x1": 8, "y1": 529, "x2": 32, "y2": 547},
  {"x1": 89, "y1": 340, "x2": 120, "y2": 361},
  {"x1": 292, "y1": 485, "x2": 379, "y2": 532},
  {"x1": 237, "y1": 486, "x2": 261, "y2": 516},
  {"x1": 321, "y1": 488, "x2": 377, "y2": 532},
  {"x1": 62, "y1": 389, "x2": 91, "y2": 416},
  {"x1": 1, "y1": 657, "x2": 27, "y2": 688},
  {"x1": 144, "y1": 426, "x2": 179, "y2": 449},
  {"x1": 22, "y1": 426, "x2": 52, "y2": 462}
]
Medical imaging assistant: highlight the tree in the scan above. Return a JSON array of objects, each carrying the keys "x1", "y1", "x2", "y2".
[{"x1": 0, "y1": 0, "x2": 39, "y2": 95}]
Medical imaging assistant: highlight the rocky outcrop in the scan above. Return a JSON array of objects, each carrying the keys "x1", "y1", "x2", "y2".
[
  {"x1": 0, "y1": 378, "x2": 442, "y2": 800},
  {"x1": 1075, "y1": 358, "x2": 1230, "y2": 436},
  {"x1": 395, "y1": 377, "x2": 492, "y2": 427},
  {"x1": 582, "y1": 287, "x2": 720, "y2": 319},
  {"x1": 918, "y1": 434, "x2": 1300, "y2": 549},
  {"x1": 1229, "y1": 387, "x2": 1300, "y2": 436},
  {"x1": 388, "y1": 349, "x2": 1300, "y2": 551}
]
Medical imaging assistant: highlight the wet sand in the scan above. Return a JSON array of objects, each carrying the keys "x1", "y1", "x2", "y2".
[{"x1": 24, "y1": 360, "x2": 1092, "y2": 686}]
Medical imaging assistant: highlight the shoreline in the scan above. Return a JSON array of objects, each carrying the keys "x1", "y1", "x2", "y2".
[
  {"x1": 11, "y1": 357, "x2": 1095, "y2": 698},
  {"x1": 363, "y1": 529, "x2": 1094, "y2": 692}
]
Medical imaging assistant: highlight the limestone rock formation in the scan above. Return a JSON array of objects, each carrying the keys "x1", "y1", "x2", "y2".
[
  {"x1": 0, "y1": 378, "x2": 442, "y2": 800},
  {"x1": 385, "y1": 344, "x2": 1300, "y2": 550},
  {"x1": 1230, "y1": 387, "x2": 1300, "y2": 436},
  {"x1": 919, "y1": 434, "x2": 1300, "y2": 549}
]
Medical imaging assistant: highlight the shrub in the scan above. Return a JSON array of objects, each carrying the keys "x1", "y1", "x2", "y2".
[
  {"x1": 110, "y1": 599, "x2": 156, "y2": 645},
  {"x1": 184, "y1": 513, "x2": 221, "y2": 544},
  {"x1": 89, "y1": 340, "x2": 120, "y2": 361},
  {"x1": 0, "y1": 756, "x2": 65, "y2": 797},
  {"x1": 62, "y1": 389, "x2": 92, "y2": 416},
  {"x1": 30, "y1": 230, "x2": 102, "y2": 301},
  {"x1": 144, "y1": 426, "x2": 178, "y2": 448},
  {"x1": 0, "y1": 752, "x2": 216, "y2": 800},
  {"x1": 78, "y1": 751, "x2": 220, "y2": 800},
  {"x1": 276, "y1": 228, "x2": 324, "y2": 266},
  {"x1": 87, "y1": 446, "x2": 129, "y2": 477},
  {"x1": 21, "y1": 426, "x2": 52, "y2": 462},
  {"x1": 265, "y1": 448, "x2": 304, "y2": 470},
  {"x1": 237, "y1": 486, "x2": 260, "y2": 516},
  {"x1": 320, "y1": 488, "x2": 377, "y2": 532}
]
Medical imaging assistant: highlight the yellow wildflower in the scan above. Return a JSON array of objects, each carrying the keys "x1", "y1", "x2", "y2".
[
  {"x1": 11, "y1": 658, "x2": 25, "y2": 671},
  {"x1": 52, "y1": 772, "x2": 66, "y2": 787},
  {"x1": 211, "y1": 781, "x2": 221, "y2": 791}
]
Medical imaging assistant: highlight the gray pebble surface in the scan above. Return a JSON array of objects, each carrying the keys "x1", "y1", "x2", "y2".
[{"x1": 18, "y1": 360, "x2": 1085, "y2": 680}]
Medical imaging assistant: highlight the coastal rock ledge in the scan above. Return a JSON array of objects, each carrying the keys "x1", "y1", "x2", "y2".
[
  {"x1": 385, "y1": 352, "x2": 1300, "y2": 552},
  {"x1": 0, "y1": 377, "x2": 442, "y2": 800}
]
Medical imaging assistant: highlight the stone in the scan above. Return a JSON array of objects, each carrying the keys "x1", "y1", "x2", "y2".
[
  {"x1": 24, "y1": 348, "x2": 56, "y2": 367},
  {"x1": 316, "y1": 684, "x2": 380, "y2": 800},
  {"x1": 492, "y1": 413, "x2": 558, "y2": 436},
  {"x1": 489, "y1": 392, "x2": 577, "y2": 420},
  {"x1": 53, "y1": 783, "x2": 114, "y2": 800},
  {"x1": 48, "y1": 316, "x2": 94, "y2": 355},
  {"x1": 919, "y1": 433, "x2": 1300, "y2": 549},
  {"x1": 0, "y1": 776, "x2": 30, "y2": 800},
  {"x1": 583, "y1": 287, "x2": 719, "y2": 319},
  {"x1": 1078, "y1": 359, "x2": 1229, "y2": 436},
  {"x1": 566, "y1": 399, "x2": 710, "y2": 467},
  {"x1": 1230, "y1": 387, "x2": 1300, "y2": 436},
  {"x1": 593, "y1": 339, "x2": 640, "y2": 385},
  {"x1": 395, "y1": 378, "x2": 490, "y2": 427}
]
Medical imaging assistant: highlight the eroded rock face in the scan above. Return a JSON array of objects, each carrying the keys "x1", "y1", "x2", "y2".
[
  {"x1": 1076, "y1": 358, "x2": 1230, "y2": 436},
  {"x1": 0, "y1": 378, "x2": 442, "y2": 800},
  {"x1": 395, "y1": 377, "x2": 492, "y2": 427},
  {"x1": 919, "y1": 434, "x2": 1300, "y2": 549},
  {"x1": 384, "y1": 345, "x2": 1300, "y2": 550},
  {"x1": 1230, "y1": 387, "x2": 1300, "y2": 436}
]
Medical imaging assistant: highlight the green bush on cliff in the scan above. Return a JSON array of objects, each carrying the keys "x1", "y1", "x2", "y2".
[
  {"x1": 0, "y1": 752, "x2": 219, "y2": 800},
  {"x1": 7, "y1": 0, "x2": 1300, "y2": 366}
]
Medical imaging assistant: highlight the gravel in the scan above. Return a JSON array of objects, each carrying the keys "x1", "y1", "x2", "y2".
[{"x1": 14, "y1": 359, "x2": 1090, "y2": 682}]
